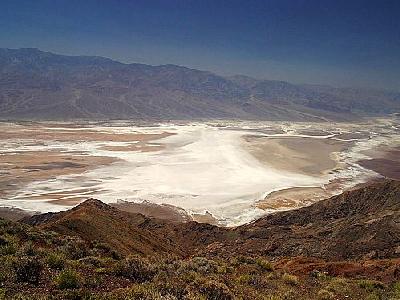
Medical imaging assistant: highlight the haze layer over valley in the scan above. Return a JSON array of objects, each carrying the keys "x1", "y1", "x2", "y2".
[{"x1": 1, "y1": 118, "x2": 398, "y2": 226}]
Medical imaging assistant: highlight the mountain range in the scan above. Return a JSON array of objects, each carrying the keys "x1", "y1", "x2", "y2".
[{"x1": 1, "y1": 48, "x2": 399, "y2": 121}]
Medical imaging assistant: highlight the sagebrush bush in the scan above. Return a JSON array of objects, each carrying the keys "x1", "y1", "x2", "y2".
[
  {"x1": 113, "y1": 284, "x2": 163, "y2": 300},
  {"x1": 113, "y1": 255, "x2": 154, "y2": 282},
  {"x1": 318, "y1": 289, "x2": 335, "y2": 300},
  {"x1": 55, "y1": 269, "x2": 81, "y2": 289},
  {"x1": 60, "y1": 237, "x2": 89, "y2": 260},
  {"x1": 392, "y1": 281, "x2": 400, "y2": 298},
  {"x1": 358, "y1": 280, "x2": 385, "y2": 292},
  {"x1": 78, "y1": 256, "x2": 103, "y2": 267},
  {"x1": 326, "y1": 277, "x2": 349, "y2": 294},
  {"x1": 154, "y1": 280, "x2": 188, "y2": 299},
  {"x1": 184, "y1": 257, "x2": 219, "y2": 274},
  {"x1": 0, "y1": 235, "x2": 16, "y2": 256},
  {"x1": 199, "y1": 280, "x2": 233, "y2": 300},
  {"x1": 21, "y1": 242, "x2": 37, "y2": 256},
  {"x1": 255, "y1": 258, "x2": 274, "y2": 272},
  {"x1": 12, "y1": 257, "x2": 43, "y2": 285},
  {"x1": 47, "y1": 252, "x2": 66, "y2": 270},
  {"x1": 282, "y1": 273, "x2": 299, "y2": 286}
]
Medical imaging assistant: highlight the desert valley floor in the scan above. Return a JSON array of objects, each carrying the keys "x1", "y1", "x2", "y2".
[{"x1": 0, "y1": 118, "x2": 399, "y2": 226}]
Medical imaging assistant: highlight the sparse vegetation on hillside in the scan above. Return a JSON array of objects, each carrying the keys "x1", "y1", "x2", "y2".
[
  {"x1": 0, "y1": 217, "x2": 400, "y2": 299},
  {"x1": 1, "y1": 180, "x2": 400, "y2": 299}
]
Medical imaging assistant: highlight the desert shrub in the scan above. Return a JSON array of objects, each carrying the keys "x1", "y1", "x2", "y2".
[
  {"x1": 4, "y1": 222, "x2": 24, "y2": 235},
  {"x1": 392, "y1": 281, "x2": 400, "y2": 298},
  {"x1": 358, "y1": 280, "x2": 385, "y2": 292},
  {"x1": 47, "y1": 252, "x2": 66, "y2": 270},
  {"x1": 20, "y1": 242, "x2": 37, "y2": 256},
  {"x1": 155, "y1": 280, "x2": 188, "y2": 299},
  {"x1": 282, "y1": 273, "x2": 299, "y2": 286},
  {"x1": 0, "y1": 236, "x2": 16, "y2": 256},
  {"x1": 0, "y1": 270, "x2": 7, "y2": 284},
  {"x1": 60, "y1": 237, "x2": 89, "y2": 260},
  {"x1": 109, "y1": 250, "x2": 122, "y2": 260},
  {"x1": 317, "y1": 289, "x2": 335, "y2": 300},
  {"x1": 235, "y1": 256, "x2": 255, "y2": 265},
  {"x1": 55, "y1": 269, "x2": 81, "y2": 289},
  {"x1": 12, "y1": 257, "x2": 43, "y2": 285},
  {"x1": 0, "y1": 255, "x2": 14, "y2": 277},
  {"x1": 95, "y1": 267, "x2": 108, "y2": 274},
  {"x1": 92, "y1": 241, "x2": 112, "y2": 252},
  {"x1": 326, "y1": 277, "x2": 349, "y2": 294},
  {"x1": 25, "y1": 229, "x2": 46, "y2": 242},
  {"x1": 0, "y1": 260, "x2": 13, "y2": 284},
  {"x1": 58, "y1": 289, "x2": 97, "y2": 300},
  {"x1": 0, "y1": 236, "x2": 8, "y2": 246},
  {"x1": 179, "y1": 270, "x2": 201, "y2": 284},
  {"x1": 239, "y1": 274, "x2": 264, "y2": 288},
  {"x1": 121, "y1": 284, "x2": 163, "y2": 300},
  {"x1": 237, "y1": 274, "x2": 253, "y2": 285},
  {"x1": 199, "y1": 280, "x2": 233, "y2": 300},
  {"x1": 310, "y1": 270, "x2": 329, "y2": 281},
  {"x1": 83, "y1": 274, "x2": 104, "y2": 288},
  {"x1": 78, "y1": 256, "x2": 103, "y2": 267},
  {"x1": 184, "y1": 257, "x2": 219, "y2": 274},
  {"x1": 264, "y1": 296, "x2": 283, "y2": 300},
  {"x1": 113, "y1": 255, "x2": 154, "y2": 282},
  {"x1": 0, "y1": 243, "x2": 16, "y2": 256},
  {"x1": 0, "y1": 288, "x2": 5, "y2": 300},
  {"x1": 91, "y1": 241, "x2": 121, "y2": 259},
  {"x1": 255, "y1": 258, "x2": 274, "y2": 272}
]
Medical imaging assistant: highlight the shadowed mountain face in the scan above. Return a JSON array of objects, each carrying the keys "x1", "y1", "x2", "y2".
[
  {"x1": 23, "y1": 180, "x2": 400, "y2": 261},
  {"x1": 1, "y1": 48, "x2": 399, "y2": 121},
  {"x1": 219, "y1": 180, "x2": 400, "y2": 260}
]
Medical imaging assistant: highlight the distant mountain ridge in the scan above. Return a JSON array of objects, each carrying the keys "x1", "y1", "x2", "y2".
[{"x1": 0, "y1": 48, "x2": 399, "y2": 121}]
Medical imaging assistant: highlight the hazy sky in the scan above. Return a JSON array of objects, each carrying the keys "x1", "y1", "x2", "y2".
[{"x1": 1, "y1": 0, "x2": 399, "y2": 90}]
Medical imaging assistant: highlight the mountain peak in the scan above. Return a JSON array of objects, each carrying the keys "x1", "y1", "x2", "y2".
[{"x1": 74, "y1": 198, "x2": 111, "y2": 211}]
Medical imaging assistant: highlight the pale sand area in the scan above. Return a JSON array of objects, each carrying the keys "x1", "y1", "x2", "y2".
[
  {"x1": 0, "y1": 123, "x2": 173, "y2": 143},
  {"x1": 0, "y1": 151, "x2": 118, "y2": 197},
  {"x1": 242, "y1": 135, "x2": 352, "y2": 210},
  {"x1": 257, "y1": 187, "x2": 330, "y2": 210},
  {"x1": 100, "y1": 142, "x2": 166, "y2": 152},
  {"x1": 242, "y1": 135, "x2": 350, "y2": 176},
  {"x1": 0, "y1": 123, "x2": 174, "y2": 206}
]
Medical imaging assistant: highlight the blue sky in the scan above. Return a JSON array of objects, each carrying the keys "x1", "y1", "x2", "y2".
[{"x1": 1, "y1": 0, "x2": 399, "y2": 90}]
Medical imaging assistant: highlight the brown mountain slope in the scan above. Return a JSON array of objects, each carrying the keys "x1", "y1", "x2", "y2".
[
  {"x1": 24, "y1": 199, "x2": 231, "y2": 257},
  {"x1": 211, "y1": 180, "x2": 400, "y2": 260},
  {"x1": 24, "y1": 199, "x2": 186, "y2": 257},
  {"x1": 23, "y1": 180, "x2": 400, "y2": 263},
  {"x1": 11, "y1": 180, "x2": 400, "y2": 299}
]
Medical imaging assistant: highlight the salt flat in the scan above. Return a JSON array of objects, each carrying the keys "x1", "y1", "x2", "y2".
[{"x1": 0, "y1": 118, "x2": 399, "y2": 226}]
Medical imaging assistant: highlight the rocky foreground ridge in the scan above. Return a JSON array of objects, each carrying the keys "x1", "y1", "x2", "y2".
[{"x1": 0, "y1": 180, "x2": 399, "y2": 299}]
